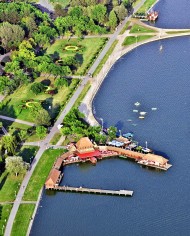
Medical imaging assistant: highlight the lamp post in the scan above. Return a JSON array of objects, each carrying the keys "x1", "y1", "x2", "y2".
[{"x1": 100, "y1": 118, "x2": 103, "y2": 131}]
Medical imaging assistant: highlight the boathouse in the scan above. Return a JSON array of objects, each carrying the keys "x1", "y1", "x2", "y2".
[
  {"x1": 75, "y1": 137, "x2": 101, "y2": 159},
  {"x1": 45, "y1": 169, "x2": 62, "y2": 189},
  {"x1": 54, "y1": 157, "x2": 63, "y2": 170}
]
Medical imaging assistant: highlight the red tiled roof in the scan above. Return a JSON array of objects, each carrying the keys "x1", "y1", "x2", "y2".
[{"x1": 77, "y1": 150, "x2": 101, "y2": 159}]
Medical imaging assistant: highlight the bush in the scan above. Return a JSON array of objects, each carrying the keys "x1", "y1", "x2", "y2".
[{"x1": 31, "y1": 82, "x2": 45, "y2": 95}]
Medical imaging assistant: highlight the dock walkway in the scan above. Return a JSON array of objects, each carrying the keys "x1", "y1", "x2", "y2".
[{"x1": 52, "y1": 186, "x2": 133, "y2": 197}]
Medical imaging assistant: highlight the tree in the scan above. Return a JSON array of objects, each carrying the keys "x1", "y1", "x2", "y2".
[
  {"x1": 31, "y1": 82, "x2": 45, "y2": 95},
  {"x1": 91, "y1": 4, "x2": 107, "y2": 25},
  {"x1": 55, "y1": 78, "x2": 68, "y2": 88},
  {"x1": 2, "y1": 135, "x2": 17, "y2": 155},
  {"x1": 18, "y1": 130, "x2": 27, "y2": 141},
  {"x1": 109, "y1": 10, "x2": 118, "y2": 30},
  {"x1": 107, "y1": 126, "x2": 117, "y2": 140},
  {"x1": 36, "y1": 126, "x2": 47, "y2": 139},
  {"x1": 36, "y1": 109, "x2": 51, "y2": 126},
  {"x1": 0, "y1": 22, "x2": 25, "y2": 50},
  {"x1": 114, "y1": 4, "x2": 128, "y2": 22},
  {"x1": 5, "y1": 156, "x2": 29, "y2": 177}
]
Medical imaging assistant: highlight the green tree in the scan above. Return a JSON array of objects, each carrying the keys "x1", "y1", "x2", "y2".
[
  {"x1": 35, "y1": 109, "x2": 51, "y2": 126},
  {"x1": 0, "y1": 22, "x2": 25, "y2": 50},
  {"x1": 109, "y1": 10, "x2": 118, "y2": 30},
  {"x1": 55, "y1": 78, "x2": 68, "y2": 88},
  {"x1": 2, "y1": 135, "x2": 17, "y2": 155},
  {"x1": 31, "y1": 82, "x2": 45, "y2": 95},
  {"x1": 5, "y1": 156, "x2": 29, "y2": 177},
  {"x1": 36, "y1": 126, "x2": 47, "y2": 139},
  {"x1": 107, "y1": 126, "x2": 117, "y2": 140},
  {"x1": 114, "y1": 4, "x2": 128, "y2": 22},
  {"x1": 91, "y1": 4, "x2": 107, "y2": 25},
  {"x1": 18, "y1": 130, "x2": 27, "y2": 141}
]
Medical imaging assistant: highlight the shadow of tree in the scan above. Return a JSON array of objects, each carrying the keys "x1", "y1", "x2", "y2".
[{"x1": 0, "y1": 174, "x2": 7, "y2": 191}]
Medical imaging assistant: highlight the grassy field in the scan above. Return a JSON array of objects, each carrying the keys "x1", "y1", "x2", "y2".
[
  {"x1": 93, "y1": 40, "x2": 118, "y2": 77},
  {"x1": 11, "y1": 204, "x2": 35, "y2": 236},
  {"x1": 0, "y1": 77, "x2": 80, "y2": 122},
  {"x1": 119, "y1": 21, "x2": 131, "y2": 35},
  {"x1": 166, "y1": 30, "x2": 190, "y2": 34},
  {"x1": 122, "y1": 35, "x2": 155, "y2": 46},
  {"x1": 129, "y1": 24, "x2": 157, "y2": 33},
  {"x1": 0, "y1": 171, "x2": 23, "y2": 202},
  {"x1": 50, "y1": 0, "x2": 70, "y2": 7},
  {"x1": 136, "y1": 0, "x2": 158, "y2": 14},
  {"x1": 23, "y1": 149, "x2": 64, "y2": 201},
  {"x1": 73, "y1": 81, "x2": 91, "y2": 108},
  {"x1": 47, "y1": 38, "x2": 108, "y2": 75},
  {"x1": 0, "y1": 204, "x2": 12, "y2": 236},
  {"x1": 50, "y1": 132, "x2": 62, "y2": 145}
]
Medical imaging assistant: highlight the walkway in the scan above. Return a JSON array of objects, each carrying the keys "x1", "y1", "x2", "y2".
[{"x1": 0, "y1": 115, "x2": 35, "y2": 127}]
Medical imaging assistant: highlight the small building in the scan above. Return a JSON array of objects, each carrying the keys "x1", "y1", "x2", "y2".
[
  {"x1": 75, "y1": 137, "x2": 101, "y2": 160},
  {"x1": 76, "y1": 137, "x2": 95, "y2": 153},
  {"x1": 54, "y1": 157, "x2": 63, "y2": 170},
  {"x1": 45, "y1": 169, "x2": 62, "y2": 189}
]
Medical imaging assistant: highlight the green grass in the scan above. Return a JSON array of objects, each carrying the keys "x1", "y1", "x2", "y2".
[
  {"x1": 0, "y1": 204, "x2": 12, "y2": 236},
  {"x1": 136, "y1": 0, "x2": 158, "y2": 14},
  {"x1": 50, "y1": 0, "x2": 70, "y2": 7},
  {"x1": 0, "y1": 171, "x2": 23, "y2": 202},
  {"x1": 23, "y1": 149, "x2": 64, "y2": 201},
  {"x1": 119, "y1": 21, "x2": 131, "y2": 35},
  {"x1": 50, "y1": 132, "x2": 62, "y2": 145},
  {"x1": 0, "y1": 77, "x2": 80, "y2": 122},
  {"x1": 11, "y1": 204, "x2": 35, "y2": 236},
  {"x1": 47, "y1": 38, "x2": 108, "y2": 75},
  {"x1": 93, "y1": 40, "x2": 118, "y2": 77},
  {"x1": 122, "y1": 35, "x2": 155, "y2": 46},
  {"x1": 73, "y1": 81, "x2": 91, "y2": 108},
  {"x1": 129, "y1": 24, "x2": 157, "y2": 33},
  {"x1": 166, "y1": 30, "x2": 190, "y2": 34}
]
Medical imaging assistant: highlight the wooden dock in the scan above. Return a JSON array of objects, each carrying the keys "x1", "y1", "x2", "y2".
[{"x1": 52, "y1": 186, "x2": 133, "y2": 197}]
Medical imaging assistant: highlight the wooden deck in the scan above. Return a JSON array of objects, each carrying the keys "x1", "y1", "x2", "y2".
[{"x1": 50, "y1": 186, "x2": 133, "y2": 197}]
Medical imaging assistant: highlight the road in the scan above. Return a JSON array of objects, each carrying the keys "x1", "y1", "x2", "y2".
[
  {"x1": 4, "y1": 1, "x2": 147, "y2": 235},
  {"x1": 0, "y1": 115, "x2": 35, "y2": 126}
]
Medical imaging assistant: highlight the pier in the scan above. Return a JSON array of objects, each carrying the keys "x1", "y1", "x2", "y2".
[{"x1": 52, "y1": 186, "x2": 133, "y2": 197}]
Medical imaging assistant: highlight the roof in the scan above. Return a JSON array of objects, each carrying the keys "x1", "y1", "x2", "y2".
[
  {"x1": 45, "y1": 169, "x2": 61, "y2": 185},
  {"x1": 77, "y1": 150, "x2": 101, "y2": 159},
  {"x1": 76, "y1": 137, "x2": 94, "y2": 150},
  {"x1": 54, "y1": 157, "x2": 63, "y2": 170}
]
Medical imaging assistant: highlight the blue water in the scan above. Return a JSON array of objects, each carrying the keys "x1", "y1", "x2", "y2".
[
  {"x1": 30, "y1": 1, "x2": 190, "y2": 236},
  {"x1": 152, "y1": 0, "x2": 190, "y2": 28}
]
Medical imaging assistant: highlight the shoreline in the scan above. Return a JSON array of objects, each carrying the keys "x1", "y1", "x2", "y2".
[{"x1": 80, "y1": 25, "x2": 190, "y2": 127}]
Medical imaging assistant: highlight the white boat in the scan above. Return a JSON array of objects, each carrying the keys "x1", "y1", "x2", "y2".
[
  {"x1": 134, "y1": 102, "x2": 141, "y2": 106},
  {"x1": 139, "y1": 111, "x2": 147, "y2": 116},
  {"x1": 132, "y1": 124, "x2": 137, "y2": 126},
  {"x1": 159, "y1": 45, "x2": 163, "y2": 51},
  {"x1": 127, "y1": 119, "x2": 132, "y2": 122},
  {"x1": 139, "y1": 116, "x2": 145, "y2": 119},
  {"x1": 133, "y1": 110, "x2": 138, "y2": 112},
  {"x1": 151, "y1": 107, "x2": 157, "y2": 111}
]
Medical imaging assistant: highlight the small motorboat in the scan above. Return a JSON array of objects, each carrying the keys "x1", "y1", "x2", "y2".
[
  {"x1": 134, "y1": 102, "x2": 141, "y2": 106},
  {"x1": 151, "y1": 107, "x2": 157, "y2": 111},
  {"x1": 139, "y1": 111, "x2": 147, "y2": 116},
  {"x1": 133, "y1": 110, "x2": 138, "y2": 112},
  {"x1": 139, "y1": 116, "x2": 145, "y2": 119}
]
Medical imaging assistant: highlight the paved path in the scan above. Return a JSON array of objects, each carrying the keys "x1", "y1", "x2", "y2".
[
  {"x1": 0, "y1": 115, "x2": 35, "y2": 127},
  {"x1": 4, "y1": 1, "x2": 148, "y2": 235},
  {"x1": 0, "y1": 52, "x2": 11, "y2": 62},
  {"x1": 38, "y1": 0, "x2": 54, "y2": 12}
]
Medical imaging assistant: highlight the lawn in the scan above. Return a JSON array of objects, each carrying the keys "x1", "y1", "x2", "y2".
[
  {"x1": 73, "y1": 81, "x2": 91, "y2": 108},
  {"x1": 47, "y1": 37, "x2": 108, "y2": 75},
  {"x1": 122, "y1": 35, "x2": 155, "y2": 46},
  {"x1": 0, "y1": 204, "x2": 12, "y2": 235},
  {"x1": 93, "y1": 40, "x2": 118, "y2": 77},
  {"x1": 50, "y1": 0, "x2": 70, "y2": 7},
  {"x1": 0, "y1": 77, "x2": 80, "y2": 122},
  {"x1": 50, "y1": 132, "x2": 62, "y2": 145},
  {"x1": 11, "y1": 204, "x2": 35, "y2": 236},
  {"x1": 129, "y1": 24, "x2": 157, "y2": 33},
  {"x1": 23, "y1": 149, "x2": 64, "y2": 201},
  {"x1": 119, "y1": 21, "x2": 131, "y2": 35},
  {"x1": 0, "y1": 171, "x2": 23, "y2": 202},
  {"x1": 136, "y1": 0, "x2": 158, "y2": 14}
]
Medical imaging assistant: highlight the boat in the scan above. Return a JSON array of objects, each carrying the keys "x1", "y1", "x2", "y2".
[
  {"x1": 151, "y1": 107, "x2": 157, "y2": 111},
  {"x1": 123, "y1": 133, "x2": 134, "y2": 138},
  {"x1": 147, "y1": 10, "x2": 158, "y2": 21},
  {"x1": 134, "y1": 102, "x2": 141, "y2": 106},
  {"x1": 139, "y1": 116, "x2": 145, "y2": 119},
  {"x1": 159, "y1": 45, "x2": 163, "y2": 51},
  {"x1": 132, "y1": 124, "x2": 137, "y2": 126},
  {"x1": 127, "y1": 119, "x2": 132, "y2": 122},
  {"x1": 133, "y1": 110, "x2": 138, "y2": 112},
  {"x1": 139, "y1": 111, "x2": 147, "y2": 116}
]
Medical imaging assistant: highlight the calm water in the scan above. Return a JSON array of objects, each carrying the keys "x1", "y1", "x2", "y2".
[{"x1": 31, "y1": 1, "x2": 190, "y2": 236}]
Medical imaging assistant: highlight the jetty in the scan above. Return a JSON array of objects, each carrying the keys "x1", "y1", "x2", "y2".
[{"x1": 53, "y1": 186, "x2": 133, "y2": 197}]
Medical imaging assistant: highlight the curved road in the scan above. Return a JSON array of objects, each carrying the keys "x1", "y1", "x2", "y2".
[{"x1": 4, "y1": 1, "x2": 147, "y2": 235}]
